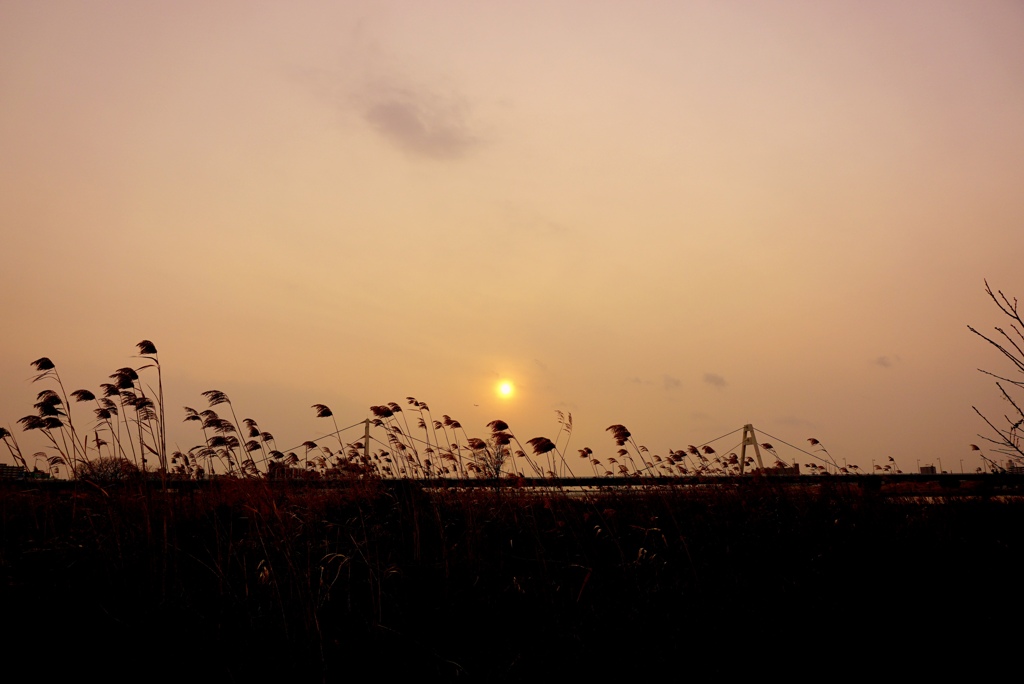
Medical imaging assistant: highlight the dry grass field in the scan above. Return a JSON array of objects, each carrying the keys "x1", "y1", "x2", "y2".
[{"x1": 3, "y1": 476, "x2": 1022, "y2": 682}]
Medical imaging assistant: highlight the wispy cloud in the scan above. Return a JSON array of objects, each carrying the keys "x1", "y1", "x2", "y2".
[
  {"x1": 775, "y1": 415, "x2": 816, "y2": 428},
  {"x1": 663, "y1": 374, "x2": 682, "y2": 390},
  {"x1": 297, "y1": 26, "x2": 484, "y2": 161},
  {"x1": 703, "y1": 372, "x2": 727, "y2": 389},
  {"x1": 362, "y1": 87, "x2": 480, "y2": 159},
  {"x1": 495, "y1": 200, "x2": 569, "y2": 238},
  {"x1": 873, "y1": 355, "x2": 900, "y2": 368}
]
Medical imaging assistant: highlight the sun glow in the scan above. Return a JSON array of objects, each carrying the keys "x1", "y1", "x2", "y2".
[{"x1": 497, "y1": 381, "x2": 514, "y2": 398}]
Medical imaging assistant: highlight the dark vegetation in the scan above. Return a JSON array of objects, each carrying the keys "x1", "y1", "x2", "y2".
[
  {"x1": 4, "y1": 279, "x2": 1024, "y2": 681},
  {"x1": 969, "y1": 279, "x2": 1024, "y2": 468},
  {"x1": 0, "y1": 341, "x2": 866, "y2": 483},
  {"x1": 3, "y1": 478, "x2": 1021, "y2": 682}
]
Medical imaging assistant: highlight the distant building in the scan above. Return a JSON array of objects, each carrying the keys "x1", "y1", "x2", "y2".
[
  {"x1": 0, "y1": 465, "x2": 50, "y2": 480},
  {"x1": 919, "y1": 465, "x2": 937, "y2": 475},
  {"x1": 0, "y1": 464, "x2": 26, "y2": 480}
]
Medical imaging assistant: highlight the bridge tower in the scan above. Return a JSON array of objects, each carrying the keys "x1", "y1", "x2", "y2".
[{"x1": 738, "y1": 424, "x2": 765, "y2": 475}]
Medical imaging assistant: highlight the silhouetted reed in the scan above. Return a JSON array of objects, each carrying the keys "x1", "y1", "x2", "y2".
[{"x1": 4, "y1": 472, "x2": 1023, "y2": 681}]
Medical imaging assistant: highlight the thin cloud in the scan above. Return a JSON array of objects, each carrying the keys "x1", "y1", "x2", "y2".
[
  {"x1": 294, "y1": 31, "x2": 484, "y2": 161},
  {"x1": 663, "y1": 374, "x2": 682, "y2": 390},
  {"x1": 360, "y1": 86, "x2": 479, "y2": 159},
  {"x1": 873, "y1": 355, "x2": 900, "y2": 368},
  {"x1": 775, "y1": 416, "x2": 816, "y2": 429},
  {"x1": 494, "y1": 200, "x2": 570, "y2": 239},
  {"x1": 703, "y1": 372, "x2": 727, "y2": 389}
]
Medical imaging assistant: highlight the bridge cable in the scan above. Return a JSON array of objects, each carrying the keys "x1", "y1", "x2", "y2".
[
  {"x1": 278, "y1": 419, "x2": 367, "y2": 456},
  {"x1": 756, "y1": 429, "x2": 839, "y2": 470}
]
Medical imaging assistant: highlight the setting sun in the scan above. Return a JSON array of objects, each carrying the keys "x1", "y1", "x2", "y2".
[{"x1": 497, "y1": 381, "x2": 514, "y2": 398}]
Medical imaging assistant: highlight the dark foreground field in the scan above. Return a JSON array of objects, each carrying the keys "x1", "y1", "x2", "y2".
[{"x1": 3, "y1": 477, "x2": 1022, "y2": 682}]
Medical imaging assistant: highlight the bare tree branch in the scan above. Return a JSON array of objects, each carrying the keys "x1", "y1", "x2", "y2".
[{"x1": 972, "y1": 282, "x2": 1024, "y2": 465}]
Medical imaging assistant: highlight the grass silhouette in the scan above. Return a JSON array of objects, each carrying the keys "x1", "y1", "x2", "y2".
[
  {"x1": 3, "y1": 472, "x2": 1023, "y2": 681},
  {"x1": 4, "y1": 341, "x2": 1024, "y2": 681}
]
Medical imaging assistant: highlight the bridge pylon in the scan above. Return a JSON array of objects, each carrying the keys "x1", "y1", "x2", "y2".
[{"x1": 738, "y1": 424, "x2": 764, "y2": 475}]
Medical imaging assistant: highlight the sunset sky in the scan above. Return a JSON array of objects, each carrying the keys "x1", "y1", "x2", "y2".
[{"x1": 3, "y1": 1, "x2": 1023, "y2": 475}]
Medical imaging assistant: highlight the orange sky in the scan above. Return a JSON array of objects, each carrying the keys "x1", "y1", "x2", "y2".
[{"x1": 2, "y1": 1, "x2": 1023, "y2": 475}]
